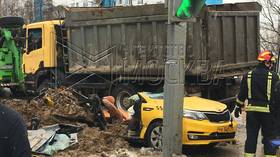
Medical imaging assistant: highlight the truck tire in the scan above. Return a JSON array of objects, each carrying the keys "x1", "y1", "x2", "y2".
[
  {"x1": 144, "y1": 121, "x2": 163, "y2": 150},
  {"x1": 37, "y1": 79, "x2": 51, "y2": 94},
  {"x1": 112, "y1": 84, "x2": 136, "y2": 110},
  {"x1": 0, "y1": 17, "x2": 24, "y2": 27},
  {"x1": 0, "y1": 88, "x2": 12, "y2": 98},
  {"x1": 10, "y1": 87, "x2": 25, "y2": 97}
]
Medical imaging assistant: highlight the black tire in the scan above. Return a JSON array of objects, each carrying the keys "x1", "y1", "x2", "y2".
[
  {"x1": 37, "y1": 79, "x2": 51, "y2": 95},
  {"x1": 10, "y1": 87, "x2": 25, "y2": 97},
  {"x1": 0, "y1": 17, "x2": 24, "y2": 28},
  {"x1": 111, "y1": 84, "x2": 136, "y2": 110},
  {"x1": 144, "y1": 121, "x2": 163, "y2": 150},
  {"x1": 0, "y1": 88, "x2": 12, "y2": 98}
]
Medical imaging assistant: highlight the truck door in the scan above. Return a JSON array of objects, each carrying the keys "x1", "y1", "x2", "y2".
[{"x1": 23, "y1": 26, "x2": 44, "y2": 74}]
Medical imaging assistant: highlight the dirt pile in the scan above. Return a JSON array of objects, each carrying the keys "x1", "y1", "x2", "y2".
[
  {"x1": 54, "y1": 124, "x2": 130, "y2": 157},
  {"x1": 2, "y1": 88, "x2": 93, "y2": 126},
  {"x1": 1, "y1": 88, "x2": 184, "y2": 157},
  {"x1": 0, "y1": 88, "x2": 131, "y2": 156}
]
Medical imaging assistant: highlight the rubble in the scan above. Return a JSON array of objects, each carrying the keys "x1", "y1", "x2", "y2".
[
  {"x1": 28, "y1": 124, "x2": 80, "y2": 155},
  {"x1": 1, "y1": 88, "x2": 130, "y2": 156},
  {"x1": 1, "y1": 88, "x2": 189, "y2": 156},
  {"x1": 1, "y1": 88, "x2": 93, "y2": 126}
]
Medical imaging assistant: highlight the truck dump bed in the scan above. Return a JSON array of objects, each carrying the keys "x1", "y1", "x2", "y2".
[{"x1": 64, "y1": 2, "x2": 261, "y2": 79}]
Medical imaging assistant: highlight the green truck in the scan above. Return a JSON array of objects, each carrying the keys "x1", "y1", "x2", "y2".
[{"x1": 0, "y1": 17, "x2": 25, "y2": 94}]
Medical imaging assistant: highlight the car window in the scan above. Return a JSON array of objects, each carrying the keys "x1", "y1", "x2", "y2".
[{"x1": 129, "y1": 94, "x2": 147, "y2": 103}]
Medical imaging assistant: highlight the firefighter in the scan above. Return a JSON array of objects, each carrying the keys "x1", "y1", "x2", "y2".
[
  {"x1": 235, "y1": 50, "x2": 279, "y2": 157},
  {"x1": 270, "y1": 81, "x2": 280, "y2": 138}
]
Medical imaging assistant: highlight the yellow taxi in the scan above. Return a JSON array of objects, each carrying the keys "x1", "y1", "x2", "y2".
[{"x1": 133, "y1": 92, "x2": 237, "y2": 150}]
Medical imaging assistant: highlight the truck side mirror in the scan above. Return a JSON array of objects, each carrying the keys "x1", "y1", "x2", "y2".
[{"x1": 23, "y1": 48, "x2": 29, "y2": 54}]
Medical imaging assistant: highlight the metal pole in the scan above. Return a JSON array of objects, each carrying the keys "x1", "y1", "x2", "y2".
[
  {"x1": 163, "y1": 0, "x2": 186, "y2": 155},
  {"x1": 277, "y1": 14, "x2": 280, "y2": 73}
]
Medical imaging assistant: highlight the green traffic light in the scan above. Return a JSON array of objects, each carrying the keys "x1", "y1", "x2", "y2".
[{"x1": 176, "y1": 0, "x2": 191, "y2": 18}]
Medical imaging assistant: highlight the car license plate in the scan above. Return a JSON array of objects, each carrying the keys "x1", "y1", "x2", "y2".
[{"x1": 217, "y1": 126, "x2": 233, "y2": 133}]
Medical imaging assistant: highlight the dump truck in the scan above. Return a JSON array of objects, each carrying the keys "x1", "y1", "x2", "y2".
[
  {"x1": 22, "y1": 2, "x2": 261, "y2": 108},
  {"x1": 0, "y1": 17, "x2": 25, "y2": 93}
]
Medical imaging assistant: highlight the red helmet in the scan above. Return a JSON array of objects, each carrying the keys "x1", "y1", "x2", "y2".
[{"x1": 257, "y1": 50, "x2": 276, "y2": 63}]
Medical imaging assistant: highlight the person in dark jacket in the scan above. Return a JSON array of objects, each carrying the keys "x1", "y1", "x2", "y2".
[
  {"x1": 0, "y1": 104, "x2": 31, "y2": 157},
  {"x1": 270, "y1": 81, "x2": 280, "y2": 137},
  {"x1": 235, "y1": 50, "x2": 279, "y2": 157}
]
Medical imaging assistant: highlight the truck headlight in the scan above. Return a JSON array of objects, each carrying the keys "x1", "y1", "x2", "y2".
[{"x1": 183, "y1": 110, "x2": 207, "y2": 121}]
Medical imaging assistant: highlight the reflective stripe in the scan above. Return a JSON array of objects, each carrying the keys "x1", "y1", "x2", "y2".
[
  {"x1": 236, "y1": 97, "x2": 244, "y2": 105},
  {"x1": 264, "y1": 155, "x2": 276, "y2": 157},
  {"x1": 247, "y1": 71, "x2": 253, "y2": 99},
  {"x1": 244, "y1": 153, "x2": 255, "y2": 157},
  {"x1": 246, "y1": 104, "x2": 270, "y2": 113},
  {"x1": 246, "y1": 71, "x2": 272, "y2": 113},
  {"x1": 267, "y1": 72, "x2": 272, "y2": 101}
]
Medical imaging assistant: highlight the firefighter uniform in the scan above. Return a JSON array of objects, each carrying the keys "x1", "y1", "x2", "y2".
[
  {"x1": 270, "y1": 81, "x2": 280, "y2": 138},
  {"x1": 236, "y1": 62, "x2": 279, "y2": 157}
]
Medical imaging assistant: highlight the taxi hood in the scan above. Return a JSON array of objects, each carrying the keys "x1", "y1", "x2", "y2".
[
  {"x1": 183, "y1": 97, "x2": 227, "y2": 112},
  {"x1": 139, "y1": 92, "x2": 228, "y2": 113}
]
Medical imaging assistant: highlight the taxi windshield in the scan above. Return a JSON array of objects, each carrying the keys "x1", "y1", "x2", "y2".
[{"x1": 144, "y1": 92, "x2": 164, "y2": 99}]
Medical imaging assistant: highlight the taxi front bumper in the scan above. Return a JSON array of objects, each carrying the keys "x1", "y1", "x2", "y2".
[{"x1": 182, "y1": 118, "x2": 237, "y2": 145}]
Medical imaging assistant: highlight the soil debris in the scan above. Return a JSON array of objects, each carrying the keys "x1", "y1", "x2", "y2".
[
  {"x1": 2, "y1": 88, "x2": 93, "y2": 126},
  {"x1": 1, "y1": 88, "x2": 188, "y2": 156},
  {"x1": 1, "y1": 88, "x2": 131, "y2": 156}
]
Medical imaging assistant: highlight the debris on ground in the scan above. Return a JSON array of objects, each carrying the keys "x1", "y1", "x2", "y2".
[
  {"x1": 0, "y1": 88, "x2": 135, "y2": 156},
  {"x1": 29, "y1": 124, "x2": 81, "y2": 156},
  {"x1": 1, "y1": 88, "x2": 93, "y2": 127},
  {"x1": 1, "y1": 88, "x2": 190, "y2": 156}
]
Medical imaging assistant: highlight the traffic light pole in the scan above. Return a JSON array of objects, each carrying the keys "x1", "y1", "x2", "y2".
[
  {"x1": 163, "y1": 0, "x2": 186, "y2": 155},
  {"x1": 277, "y1": 14, "x2": 280, "y2": 73}
]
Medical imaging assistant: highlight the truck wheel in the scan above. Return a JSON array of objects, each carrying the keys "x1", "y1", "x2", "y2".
[
  {"x1": 0, "y1": 88, "x2": 12, "y2": 97},
  {"x1": 0, "y1": 17, "x2": 24, "y2": 27},
  {"x1": 37, "y1": 79, "x2": 51, "y2": 94},
  {"x1": 112, "y1": 84, "x2": 136, "y2": 110},
  {"x1": 10, "y1": 87, "x2": 25, "y2": 97},
  {"x1": 145, "y1": 121, "x2": 163, "y2": 150}
]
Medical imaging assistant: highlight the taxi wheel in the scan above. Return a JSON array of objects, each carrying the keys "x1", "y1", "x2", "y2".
[{"x1": 145, "y1": 121, "x2": 163, "y2": 150}]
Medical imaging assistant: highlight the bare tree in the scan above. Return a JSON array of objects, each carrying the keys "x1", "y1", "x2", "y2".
[
  {"x1": 24, "y1": 0, "x2": 34, "y2": 23},
  {"x1": 0, "y1": 0, "x2": 25, "y2": 17},
  {"x1": 258, "y1": 0, "x2": 280, "y2": 53},
  {"x1": 0, "y1": 0, "x2": 34, "y2": 23},
  {"x1": 0, "y1": 0, "x2": 4, "y2": 16},
  {"x1": 43, "y1": 0, "x2": 54, "y2": 20}
]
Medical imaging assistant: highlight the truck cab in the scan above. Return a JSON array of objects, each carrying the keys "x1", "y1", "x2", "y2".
[{"x1": 23, "y1": 20, "x2": 65, "y2": 92}]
